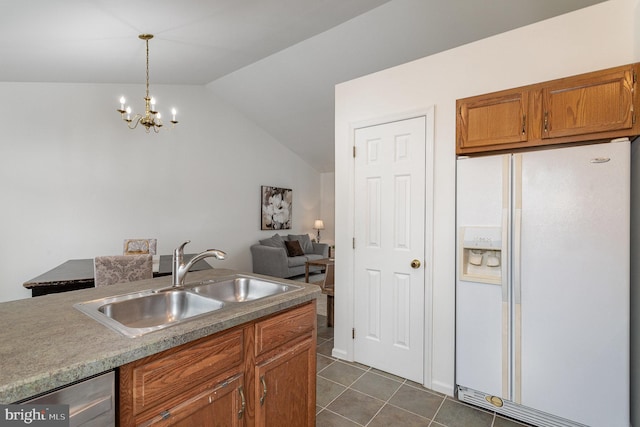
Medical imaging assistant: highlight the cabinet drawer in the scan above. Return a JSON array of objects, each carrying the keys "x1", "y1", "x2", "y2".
[
  {"x1": 255, "y1": 302, "x2": 315, "y2": 357},
  {"x1": 132, "y1": 329, "x2": 243, "y2": 415}
]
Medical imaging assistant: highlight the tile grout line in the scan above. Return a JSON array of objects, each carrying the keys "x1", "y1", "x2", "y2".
[
  {"x1": 427, "y1": 394, "x2": 447, "y2": 427},
  {"x1": 316, "y1": 359, "x2": 371, "y2": 412},
  {"x1": 362, "y1": 377, "x2": 407, "y2": 427},
  {"x1": 319, "y1": 407, "x2": 366, "y2": 427}
]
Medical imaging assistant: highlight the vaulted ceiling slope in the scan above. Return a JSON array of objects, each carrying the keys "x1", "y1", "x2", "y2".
[{"x1": 0, "y1": 0, "x2": 604, "y2": 171}]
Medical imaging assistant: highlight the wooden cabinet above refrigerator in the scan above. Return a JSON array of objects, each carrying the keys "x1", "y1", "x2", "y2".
[{"x1": 456, "y1": 63, "x2": 639, "y2": 155}]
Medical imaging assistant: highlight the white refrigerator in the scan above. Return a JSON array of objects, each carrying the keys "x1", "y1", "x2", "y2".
[{"x1": 455, "y1": 140, "x2": 630, "y2": 427}]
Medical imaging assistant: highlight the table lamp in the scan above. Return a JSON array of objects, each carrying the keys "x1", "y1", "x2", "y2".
[{"x1": 313, "y1": 219, "x2": 325, "y2": 243}]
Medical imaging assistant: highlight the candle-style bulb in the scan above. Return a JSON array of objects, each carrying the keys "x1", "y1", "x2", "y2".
[{"x1": 171, "y1": 108, "x2": 177, "y2": 121}]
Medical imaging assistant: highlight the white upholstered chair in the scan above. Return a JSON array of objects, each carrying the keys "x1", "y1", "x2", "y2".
[{"x1": 93, "y1": 254, "x2": 153, "y2": 287}]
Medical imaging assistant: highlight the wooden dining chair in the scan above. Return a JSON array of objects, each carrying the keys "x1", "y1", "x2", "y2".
[
  {"x1": 94, "y1": 254, "x2": 153, "y2": 287},
  {"x1": 320, "y1": 263, "x2": 335, "y2": 327}
]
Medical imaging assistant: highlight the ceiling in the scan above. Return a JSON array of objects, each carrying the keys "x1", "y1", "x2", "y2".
[{"x1": 0, "y1": 0, "x2": 605, "y2": 171}]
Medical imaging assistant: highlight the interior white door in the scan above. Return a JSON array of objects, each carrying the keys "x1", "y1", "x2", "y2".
[{"x1": 353, "y1": 116, "x2": 426, "y2": 382}]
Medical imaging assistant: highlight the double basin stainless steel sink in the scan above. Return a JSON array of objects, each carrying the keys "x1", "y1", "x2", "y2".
[{"x1": 74, "y1": 274, "x2": 302, "y2": 338}]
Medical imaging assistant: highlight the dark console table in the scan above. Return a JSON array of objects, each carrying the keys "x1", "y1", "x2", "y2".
[{"x1": 23, "y1": 254, "x2": 211, "y2": 297}]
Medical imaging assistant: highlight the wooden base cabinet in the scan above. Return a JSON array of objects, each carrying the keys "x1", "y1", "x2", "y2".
[
  {"x1": 456, "y1": 63, "x2": 639, "y2": 155},
  {"x1": 252, "y1": 303, "x2": 317, "y2": 427},
  {"x1": 118, "y1": 301, "x2": 316, "y2": 427},
  {"x1": 136, "y1": 374, "x2": 245, "y2": 427},
  {"x1": 254, "y1": 339, "x2": 315, "y2": 427}
]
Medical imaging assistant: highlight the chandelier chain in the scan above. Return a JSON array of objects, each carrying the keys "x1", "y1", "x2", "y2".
[{"x1": 145, "y1": 38, "x2": 150, "y2": 100}]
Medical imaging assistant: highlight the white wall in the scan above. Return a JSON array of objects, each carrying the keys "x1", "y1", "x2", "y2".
[
  {"x1": 320, "y1": 172, "x2": 335, "y2": 246},
  {"x1": 0, "y1": 82, "x2": 321, "y2": 303},
  {"x1": 335, "y1": 0, "x2": 639, "y2": 397}
]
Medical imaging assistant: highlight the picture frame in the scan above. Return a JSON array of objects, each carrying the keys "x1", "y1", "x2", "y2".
[{"x1": 261, "y1": 186, "x2": 292, "y2": 230}]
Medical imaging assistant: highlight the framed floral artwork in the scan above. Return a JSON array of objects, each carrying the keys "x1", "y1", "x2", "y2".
[{"x1": 261, "y1": 186, "x2": 292, "y2": 230}]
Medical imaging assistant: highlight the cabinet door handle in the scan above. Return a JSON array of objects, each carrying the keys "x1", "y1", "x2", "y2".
[
  {"x1": 260, "y1": 375, "x2": 267, "y2": 406},
  {"x1": 238, "y1": 386, "x2": 246, "y2": 419}
]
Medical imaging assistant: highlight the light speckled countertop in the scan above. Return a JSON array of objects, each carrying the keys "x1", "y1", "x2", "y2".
[{"x1": 0, "y1": 268, "x2": 320, "y2": 403}]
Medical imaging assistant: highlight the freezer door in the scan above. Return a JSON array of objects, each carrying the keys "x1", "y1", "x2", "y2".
[
  {"x1": 516, "y1": 142, "x2": 630, "y2": 426},
  {"x1": 456, "y1": 154, "x2": 510, "y2": 399}
]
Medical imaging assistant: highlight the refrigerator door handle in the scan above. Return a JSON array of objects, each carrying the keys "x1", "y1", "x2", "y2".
[
  {"x1": 512, "y1": 154, "x2": 523, "y2": 404},
  {"x1": 501, "y1": 155, "x2": 510, "y2": 400}
]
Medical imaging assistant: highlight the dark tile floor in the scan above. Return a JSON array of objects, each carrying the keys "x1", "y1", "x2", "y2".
[{"x1": 315, "y1": 315, "x2": 532, "y2": 427}]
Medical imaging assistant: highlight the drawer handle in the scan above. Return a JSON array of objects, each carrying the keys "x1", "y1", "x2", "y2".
[
  {"x1": 260, "y1": 375, "x2": 267, "y2": 406},
  {"x1": 238, "y1": 386, "x2": 246, "y2": 419}
]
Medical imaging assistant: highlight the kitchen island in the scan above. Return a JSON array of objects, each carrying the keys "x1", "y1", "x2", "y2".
[{"x1": 0, "y1": 268, "x2": 320, "y2": 406}]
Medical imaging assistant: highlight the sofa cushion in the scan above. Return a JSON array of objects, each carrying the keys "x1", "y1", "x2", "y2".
[
  {"x1": 305, "y1": 254, "x2": 324, "y2": 262},
  {"x1": 284, "y1": 240, "x2": 305, "y2": 257},
  {"x1": 259, "y1": 233, "x2": 286, "y2": 249},
  {"x1": 287, "y1": 256, "x2": 308, "y2": 267},
  {"x1": 288, "y1": 234, "x2": 313, "y2": 254}
]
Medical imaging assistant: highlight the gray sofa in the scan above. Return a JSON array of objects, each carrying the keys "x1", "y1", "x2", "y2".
[{"x1": 250, "y1": 233, "x2": 329, "y2": 279}]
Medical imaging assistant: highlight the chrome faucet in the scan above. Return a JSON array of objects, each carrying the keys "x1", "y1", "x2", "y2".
[{"x1": 172, "y1": 240, "x2": 226, "y2": 287}]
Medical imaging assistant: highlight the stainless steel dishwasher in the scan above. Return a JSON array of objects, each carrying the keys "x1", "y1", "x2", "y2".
[{"x1": 24, "y1": 371, "x2": 115, "y2": 427}]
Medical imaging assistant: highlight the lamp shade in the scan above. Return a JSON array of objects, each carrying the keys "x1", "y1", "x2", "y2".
[{"x1": 313, "y1": 219, "x2": 325, "y2": 230}]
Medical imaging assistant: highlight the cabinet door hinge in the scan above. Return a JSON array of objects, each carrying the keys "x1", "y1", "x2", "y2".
[
  {"x1": 353, "y1": 146, "x2": 356, "y2": 157},
  {"x1": 633, "y1": 69, "x2": 637, "y2": 84},
  {"x1": 352, "y1": 328, "x2": 356, "y2": 339}
]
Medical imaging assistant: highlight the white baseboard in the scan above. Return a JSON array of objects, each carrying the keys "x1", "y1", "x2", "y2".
[
  {"x1": 431, "y1": 380, "x2": 454, "y2": 397},
  {"x1": 331, "y1": 347, "x2": 349, "y2": 360}
]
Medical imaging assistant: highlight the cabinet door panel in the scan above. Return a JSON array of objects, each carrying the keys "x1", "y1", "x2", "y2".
[
  {"x1": 140, "y1": 375, "x2": 244, "y2": 427},
  {"x1": 255, "y1": 302, "x2": 315, "y2": 357},
  {"x1": 133, "y1": 329, "x2": 243, "y2": 415},
  {"x1": 458, "y1": 90, "x2": 528, "y2": 151},
  {"x1": 255, "y1": 339, "x2": 315, "y2": 427},
  {"x1": 542, "y1": 66, "x2": 634, "y2": 138}
]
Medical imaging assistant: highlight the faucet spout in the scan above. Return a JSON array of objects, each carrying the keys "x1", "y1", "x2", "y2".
[{"x1": 172, "y1": 241, "x2": 226, "y2": 287}]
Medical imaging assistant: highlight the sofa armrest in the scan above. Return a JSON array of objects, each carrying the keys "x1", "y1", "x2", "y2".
[
  {"x1": 250, "y1": 244, "x2": 289, "y2": 278},
  {"x1": 311, "y1": 242, "x2": 329, "y2": 257}
]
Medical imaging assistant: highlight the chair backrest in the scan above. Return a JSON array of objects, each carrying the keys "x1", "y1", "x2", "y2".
[
  {"x1": 123, "y1": 238, "x2": 157, "y2": 255},
  {"x1": 94, "y1": 254, "x2": 153, "y2": 287}
]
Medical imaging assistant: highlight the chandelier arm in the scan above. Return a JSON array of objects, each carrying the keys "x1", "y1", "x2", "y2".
[{"x1": 126, "y1": 115, "x2": 143, "y2": 130}]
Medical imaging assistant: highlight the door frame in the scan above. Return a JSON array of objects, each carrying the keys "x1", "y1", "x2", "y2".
[{"x1": 342, "y1": 107, "x2": 435, "y2": 388}]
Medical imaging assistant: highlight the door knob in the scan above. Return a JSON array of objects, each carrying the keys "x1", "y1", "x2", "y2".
[{"x1": 411, "y1": 259, "x2": 421, "y2": 269}]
